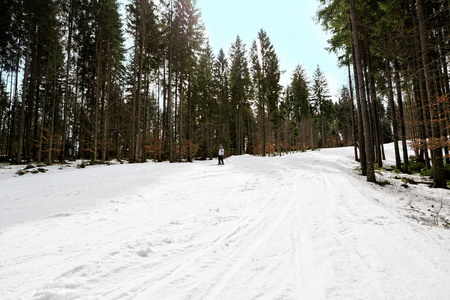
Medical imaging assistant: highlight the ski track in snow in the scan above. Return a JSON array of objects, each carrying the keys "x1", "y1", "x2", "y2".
[{"x1": 1, "y1": 145, "x2": 450, "y2": 299}]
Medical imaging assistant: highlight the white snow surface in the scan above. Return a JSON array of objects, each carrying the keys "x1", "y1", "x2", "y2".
[{"x1": 1, "y1": 144, "x2": 450, "y2": 300}]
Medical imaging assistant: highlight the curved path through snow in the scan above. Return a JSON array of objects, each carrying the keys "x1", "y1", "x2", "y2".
[{"x1": 1, "y1": 147, "x2": 450, "y2": 299}]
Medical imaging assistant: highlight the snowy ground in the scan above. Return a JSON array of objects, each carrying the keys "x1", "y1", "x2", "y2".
[{"x1": 1, "y1": 144, "x2": 449, "y2": 300}]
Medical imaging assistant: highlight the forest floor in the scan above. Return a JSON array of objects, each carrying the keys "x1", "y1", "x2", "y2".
[{"x1": 1, "y1": 143, "x2": 450, "y2": 299}]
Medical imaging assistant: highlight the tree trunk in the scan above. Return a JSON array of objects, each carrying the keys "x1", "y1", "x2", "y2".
[
  {"x1": 349, "y1": 0, "x2": 376, "y2": 182},
  {"x1": 135, "y1": 35, "x2": 144, "y2": 163},
  {"x1": 162, "y1": 60, "x2": 167, "y2": 161},
  {"x1": 168, "y1": 1, "x2": 174, "y2": 162},
  {"x1": 102, "y1": 45, "x2": 113, "y2": 163},
  {"x1": 416, "y1": 0, "x2": 445, "y2": 188},
  {"x1": 62, "y1": 0, "x2": 73, "y2": 162},
  {"x1": 37, "y1": 60, "x2": 51, "y2": 163},
  {"x1": 187, "y1": 76, "x2": 193, "y2": 162},
  {"x1": 16, "y1": 29, "x2": 31, "y2": 164},
  {"x1": 179, "y1": 70, "x2": 183, "y2": 162},
  {"x1": 366, "y1": 49, "x2": 382, "y2": 167},
  {"x1": 348, "y1": 62, "x2": 358, "y2": 161},
  {"x1": 8, "y1": 52, "x2": 20, "y2": 159},
  {"x1": 386, "y1": 61, "x2": 401, "y2": 170},
  {"x1": 131, "y1": 37, "x2": 138, "y2": 162},
  {"x1": 94, "y1": 24, "x2": 102, "y2": 162},
  {"x1": 142, "y1": 72, "x2": 149, "y2": 163},
  {"x1": 262, "y1": 101, "x2": 266, "y2": 156},
  {"x1": 320, "y1": 103, "x2": 325, "y2": 148},
  {"x1": 350, "y1": 29, "x2": 366, "y2": 175},
  {"x1": 393, "y1": 60, "x2": 409, "y2": 173},
  {"x1": 47, "y1": 78, "x2": 57, "y2": 165},
  {"x1": 26, "y1": 33, "x2": 38, "y2": 162}
]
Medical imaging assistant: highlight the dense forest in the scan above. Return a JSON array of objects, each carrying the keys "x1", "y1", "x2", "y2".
[{"x1": 0, "y1": 0, "x2": 449, "y2": 187}]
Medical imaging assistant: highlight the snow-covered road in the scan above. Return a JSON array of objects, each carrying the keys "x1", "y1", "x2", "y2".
[{"x1": 1, "y1": 146, "x2": 450, "y2": 299}]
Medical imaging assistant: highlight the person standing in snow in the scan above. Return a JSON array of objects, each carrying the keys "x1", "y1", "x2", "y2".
[{"x1": 218, "y1": 145, "x2": 225, "y2": 165}]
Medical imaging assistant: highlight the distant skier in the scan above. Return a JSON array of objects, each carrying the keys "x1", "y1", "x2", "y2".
[{"x1": 218, "y1": 145, "x2": 224, "y2": 165}]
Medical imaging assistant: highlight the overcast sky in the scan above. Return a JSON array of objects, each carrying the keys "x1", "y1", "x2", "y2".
[{"x1": 119, "y1": 0, "x2": 347, "y2": 101}]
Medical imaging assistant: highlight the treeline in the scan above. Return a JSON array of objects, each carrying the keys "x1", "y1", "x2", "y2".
[
  {"x1": 0, "y1": 0, "x2": 354, "y2": 166},
  {"x1": 317, "y1": 0, "x2": 449, "y2": 187},
  {"x1": 0, "y1": 0, "x2": 448, "y2": 188}
]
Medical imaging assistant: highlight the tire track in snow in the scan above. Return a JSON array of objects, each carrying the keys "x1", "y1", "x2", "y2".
[
  {"x1": 199, "y1": 187, "x2": 298, "y2": 300},
  {"x1": 184, "y1": 166, "x2": 324, "y2": 300},
  {"x1": 131, "y1": 181, "x2": 290, "y2": 299},
  {"x1": 176, "y1": 165, "x2": 332, "y2": 299},
  {"x1": 127, "y1": 162, "x2": 316, "y2": 299},
  {"x1": 299, "y1": 157, "x2": 450, "y2": 299}
]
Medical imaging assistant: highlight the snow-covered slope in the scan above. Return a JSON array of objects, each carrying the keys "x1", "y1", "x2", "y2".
[{"x1": 1, "y1": 144, "x2": 449, "y2": 299}]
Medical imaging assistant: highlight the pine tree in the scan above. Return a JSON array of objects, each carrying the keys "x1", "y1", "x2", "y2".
[
  {"x1": 290, "y1": 65, "x2": 310, "y2": 148},
  {"x1": 193, "y1": 42, "x2": 215, "y2": 159},
  {"x1": 229, "y1": 35, "x2": 251, "y2": 155},
  {"x1": 250, "y1": 29, "x2": 281, "y2": 156},
  {"x1": 214, "y1": 48, "x2": 230, "y2": 154},
  {"x1": 311, "y1": 65, "x2": 332, "y2": 148}
]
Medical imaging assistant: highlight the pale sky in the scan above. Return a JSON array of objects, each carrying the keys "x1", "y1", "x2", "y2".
[
  {"x1": 196, "y1": 0, "x2": 347, "y2": 101},
  {"x1": 118, "y1": 0, "x2": 348, "y2": 101}
]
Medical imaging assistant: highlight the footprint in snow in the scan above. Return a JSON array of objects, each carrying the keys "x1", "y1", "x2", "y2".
[{"x1": 137, "y1": 248, "x2": 153, "y2": 257}]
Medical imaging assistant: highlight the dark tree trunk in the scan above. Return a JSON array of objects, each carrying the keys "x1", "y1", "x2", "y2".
[
  {"x1": 416, "y1": 0, "x2": 445, "y2": 188},
  {"x1": 62, "y1": 0, "x2": 73, "y2": 162},
  {"x1": 16, "y1": 29, "x2": 31, "y2": 164},
  {"x1": 187, "y1": 76, "x2": 193, "y2": 162},
  {"x1": 179, "y1": 70, "x2": 183, "y2": 162},
  {"x1": 366, "y1": 49, "x2": 382, "y2": 168},
  {"x1": 348, "y1": 62, "x2": 358, "y2": 161},
  {"x1": 386, "y1": 61, "x2": 401, "y2": 170},
  {"x1": 393, "y1": 60, "x2": 409, "y2": 173},
  {"x1": 168, "y1": 1, "x2": 174, "y2": 162},
  {"x1": 350, "y1": 20, "x2": 367, "y2": 176},
  {"x1": 349, "y1": 0, "x2": 375, "y2": 182},
  {"x1": 47, "y1": 78, "x2": 57, "y2": 165}
]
